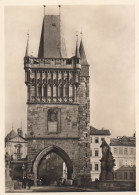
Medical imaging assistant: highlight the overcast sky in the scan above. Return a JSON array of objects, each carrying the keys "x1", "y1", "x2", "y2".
[{"x1": 5, "y1": 5, "x2": 135, "y2": 137}]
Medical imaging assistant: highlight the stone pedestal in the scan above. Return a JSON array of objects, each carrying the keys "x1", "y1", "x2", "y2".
[{"x1": 5, "y1": 165, "x2": 14, "y2": 192}]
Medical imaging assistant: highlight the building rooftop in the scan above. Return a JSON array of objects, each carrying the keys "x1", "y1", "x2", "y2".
[
  {"x1": 90, "y1": 126, "x2": 111, "y2": 136},
  {"x1": 5, "y1": 130, "x2": 17, "y2": 141},
  {"x1": 110, "y1": 136, "x2": 135, "y2": 147},
  {"x1": 115, "y1": 165, "x2": 136, "y2": 172}
]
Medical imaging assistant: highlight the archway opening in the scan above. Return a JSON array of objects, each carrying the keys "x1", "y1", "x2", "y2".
[
  {"x1": 37, "y1": 152, "x2": 67, "y2": 186},
  {"x1": 33, "y1": 146, "x2": 73, "y2": 186}
]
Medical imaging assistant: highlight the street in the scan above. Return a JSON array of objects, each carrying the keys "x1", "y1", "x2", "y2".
[{"x1": 6, "y1": 185, "x2": 99, "y2": 192}]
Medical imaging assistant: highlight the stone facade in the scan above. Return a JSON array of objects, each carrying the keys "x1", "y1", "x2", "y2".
[
  {"x1": 90, "y1": 126, "x2": 111, "y2": 181},
  {"x1": 110, "y1": 136, "x2": 136, "y2": 171},
  {"x1": 24, "y1": 13, "x2": 91, "y2": 185}
]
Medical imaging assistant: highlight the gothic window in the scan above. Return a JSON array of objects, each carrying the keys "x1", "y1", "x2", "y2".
[
  {"x1": 53, "y1": 85, "x2": 57, "y2": 97},
  {"x1": 48, "y1": 86, "x2": 51, "y2": 97},
  {"x1": 64, "y1": 85, "x2": 69, "y2": 97},
  {"x1": 43, "y1": 85, "x2": 47, "y2": 97},
  {"x1": 27, "y1": 70, "x2": 30, "y2": 82},
  {"x1": 69, "y1": 85, "x2": 73, "y2": 97},
  {"x1": 31, "y1": 85, "x2": 35, "y2": 97},
  {"x1": 58, "y1": 85, "x2": 63, "y2": 98},
  {"x1": 47, "y1": 72, "x2": 51, "y2": 84},
  {"x1": 37, "y1": 72, "x2": 40, "y2": 83},
  {"x1": 37, "y1": 85, "x2": 42, "y2": 97}
]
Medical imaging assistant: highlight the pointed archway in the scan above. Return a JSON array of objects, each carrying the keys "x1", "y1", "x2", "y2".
[{"x1": 32, "y1": 145, "x2": 73, "y2": 185}]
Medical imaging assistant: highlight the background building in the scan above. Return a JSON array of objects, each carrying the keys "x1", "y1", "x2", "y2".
[
  {"x1": 5, "y1": 128, "x2": 27, "y2": 180},
  {"x1": 90, "y1": 126, "x2": 111, "y2": 181},
  {"x1": 114, "y1": 165, "x2": 136, "y2": 181},
  {"x1": 110, "y1": 136, "x2": 136, "y2": 171}
]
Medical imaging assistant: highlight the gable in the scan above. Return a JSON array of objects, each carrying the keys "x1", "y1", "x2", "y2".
[{"x1": 8, "y1": 135, "x2": 27, "y2": 143}]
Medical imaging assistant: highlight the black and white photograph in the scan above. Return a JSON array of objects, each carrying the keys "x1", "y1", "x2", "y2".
[{"x1": 1, "y1": 0, "x2": 137, "y2": 193}]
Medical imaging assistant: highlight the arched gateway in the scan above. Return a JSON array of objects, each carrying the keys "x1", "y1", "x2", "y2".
[
  {"x1": 24, "y1": 7, "x2": 91, "y2": 185},
  {"x1": 33, "y1": 146, "x2": 73, "y2": 185}
]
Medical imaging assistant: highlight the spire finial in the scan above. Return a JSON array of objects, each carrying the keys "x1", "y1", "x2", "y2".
[
  {"x1": 80, "y1": 31, "x2": 82, "y2": 40},
  {"x1": 43, "y1": 5, "x2": 46, "y2": 16},
  {"x1": 75, "y1": 32, "x2": 80, "y2": 59},
  {"x1": 21, "y1": 121, "x2": 22, "y2": 130},
  {"x1": 25, "y1": 32, "x2": 29, "y2": 57},
  {"x1": 58, "y1": 5, "x2": 61, "y2": 16}
]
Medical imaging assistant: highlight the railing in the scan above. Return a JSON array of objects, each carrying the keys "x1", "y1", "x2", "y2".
[{"x1": 24, "y1": 57, "x2": 73, "y2": 66}]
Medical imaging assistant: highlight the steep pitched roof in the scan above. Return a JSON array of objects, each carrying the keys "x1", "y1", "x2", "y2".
[
  {"x1": 110, "y1": 136, "x2": 135, "y2": 147},
  {"x1": 79, "y1": 39, "x2": 88, "y2": 65},
  {"x1": 5, "y1": 130, "x2": 17, "y2": 141},
  {"x1": 38, "y1": 15, "x2": 67, "y2": 58},
  {"x1": 90, "y1": 126, "x2": 111, "y2": 136}
]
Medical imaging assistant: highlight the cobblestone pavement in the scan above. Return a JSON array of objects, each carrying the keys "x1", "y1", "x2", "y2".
[{"x1": 6, "y1": 185, "x2": 100, "y2": 192}]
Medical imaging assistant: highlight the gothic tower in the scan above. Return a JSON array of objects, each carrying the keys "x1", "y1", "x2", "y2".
[{"x1": 24, "y1": 8, "x2": 91, "y2": 185}]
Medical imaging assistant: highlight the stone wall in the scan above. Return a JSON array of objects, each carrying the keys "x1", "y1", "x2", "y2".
[{"x1": 27, "y1": 104, "x2": 79, "y2": 138}]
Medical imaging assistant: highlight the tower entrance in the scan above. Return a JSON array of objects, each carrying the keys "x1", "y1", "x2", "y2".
[{"x1": 33, "y1": 146, "x2": 73, "y2": 185}]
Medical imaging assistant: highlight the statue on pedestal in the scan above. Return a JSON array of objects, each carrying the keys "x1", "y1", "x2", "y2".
[{"x1": 99, "y1": 140, "x2": 115, "y2": 181}]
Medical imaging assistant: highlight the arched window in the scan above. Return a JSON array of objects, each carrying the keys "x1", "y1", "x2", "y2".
[
  {"x1": 69, "y1": 85, "x2": 73, "y2": 97},
  {"x1": 37, "y1": 85, "x2": 42, "y2": 97},
  {"x1": 27, "y1": 70, "x2": 30, "y2": 82},
  {"x1": 53, "y1": 85, "x2": 57, "y2": 97},
  {"x1": 43, "y1": 85, "x2": 47, "y2": 97},
  {"x1": 48, "y1": 85, "x2": 51, "y2": 97},
  {"x1": 58, "y1": 85, "x2": 63, "y2": 98},
  {"x1": 31, "y1": 85, "x2": 35, "y2": 97},
  {"x1": 64, "y1": 85, "x2": 69, "y2": 97}
]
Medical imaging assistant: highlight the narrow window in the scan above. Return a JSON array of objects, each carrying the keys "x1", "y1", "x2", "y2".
[
  {"x1": 43, "y1": 85, "x2": 47, "y2": 97},
  {"x1": 53, "y1": 85, "x2": 57, "y2": 97},
  {"x1": 58, "y1": 85, "x2": 63, "y2": 98},
  {"x1": 69, "y1": 85, "x2": 73, "y2": 97},
  {"x1": 48, "y1": 85, "x2": 51, "y2": 97},
  {"x1": 95, "y1": 163, "x2": 99, "y2": 171},
  {"x1": 95, "y1": 137, "x2": 99, "y2": 143},
  {"x1": 114, "y1": 147, "x2": 117, "y2": 154},
  {"x1": 124, "y1": 148, "x2": 128, "y2": 155},
  {"x1": 95, "y1": 149, "x2": 99, "y2": 157}
]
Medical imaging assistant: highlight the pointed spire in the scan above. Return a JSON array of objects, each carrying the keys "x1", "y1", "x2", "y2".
[
  {"x1": 75, "y1": 34, "x2": 80, "y2": 59},
  {"x1": 79, "y1": 35, "x2": 88, "y2": 65},
  {"x1": 25, "y1": 33, "x2": 29, "y2": 57},
  {"x1": 38, "y1": 14, "x2": 67, "y2": 58}
]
